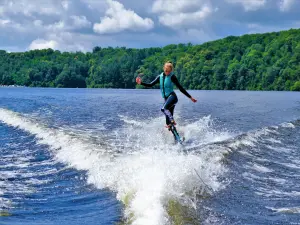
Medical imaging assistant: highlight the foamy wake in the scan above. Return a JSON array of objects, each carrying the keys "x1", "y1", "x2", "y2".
[
  {"x1": 267, "y1": 206, "x2": 300, "y2": 214},
  {"x1": 0, "y1": 108, "x2": 229, "y2": 224}
]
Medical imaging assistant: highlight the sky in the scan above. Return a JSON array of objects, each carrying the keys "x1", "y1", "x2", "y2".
[{"x1": 0, "y1": 0, "x2": 300, "y2": 52}]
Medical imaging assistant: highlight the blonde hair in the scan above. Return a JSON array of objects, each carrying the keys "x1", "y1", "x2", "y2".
[{"x1": 164, "y1": 62, "x2": 173, "y2": 71}]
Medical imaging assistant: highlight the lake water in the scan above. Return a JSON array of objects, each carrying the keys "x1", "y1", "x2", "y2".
[{"x1": 0, "y1": 88, "x2": 300, "y2": 225}]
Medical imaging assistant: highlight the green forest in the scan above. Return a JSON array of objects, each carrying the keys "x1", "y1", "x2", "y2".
[{"x1": 1, "y1": 28, "x2": 300, "y2": 91}]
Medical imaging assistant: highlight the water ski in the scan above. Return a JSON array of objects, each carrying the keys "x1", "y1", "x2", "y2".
[{"x1": 169, "y1": 124, "x2": 185, "y2": 144}]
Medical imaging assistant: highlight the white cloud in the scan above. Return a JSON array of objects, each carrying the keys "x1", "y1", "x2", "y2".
[
  {"x1": 152, "y1": 0, "x2": 213, "y2": 29},
  {"x1": 71, "y1": 15, "x2": 91, "y2": 28},
  {"x1": 0, "y1": 19, "x2": 10, "y2": 26},
  {"x1": 0, "y1": 18, "x2": 25, "y2": 31},
  {"x1": 47, "y1": 21, "x2": 65, "y2": 31},
  {"x1": 61, "y1": 1, "x2": 70, "y2": 10},
  {"x1": 28, "y1": 33, "x2": 87, "y2": 52},
  {"x1": 43, "y1": 31, "x2": 122, "y2": 52},
  {"x1": 29, "y1": 39, "x2": 58, "y2": 50},
  {"x1": 93, "y1": 0, "x2": 154, "y2": 34},
  {"x1": 0, "y1": 0, "x2": 61, "y2": 16},
  {"x1": 32, "y1": 16, "x2": 91, "y2": 31},
  {"x1": 80, "y1": 0, "x2": 107, "y2": 10},
  {"x1": 33, "y1": 20, "x2": 43, "y2": 27},
  {"x1": 225, "y1": 0, "x2": 266, "y2": 11},
  {"x1": 152, "y1": 0, "x2": 206, "y2": 13},
  {"x1": 158, "y1": 5, "x2": 212, "y2": 28},
  {"x1": 279, "y1": 0, "x2": 296, "y2": 12}
]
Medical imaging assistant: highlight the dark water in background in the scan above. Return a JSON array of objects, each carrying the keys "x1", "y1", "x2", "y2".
[{"x1": 0, "y1": 88, "x2": 299, "y2": 225}]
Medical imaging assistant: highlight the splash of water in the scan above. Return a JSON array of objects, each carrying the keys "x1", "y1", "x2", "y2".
[{"x1": 0, "y1": 108, "x2": 230, "y2": 224}]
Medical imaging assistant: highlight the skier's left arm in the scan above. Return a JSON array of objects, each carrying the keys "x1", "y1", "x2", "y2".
[{"x1": 171, "y1": 75, "x2": 197, "y2": 102}]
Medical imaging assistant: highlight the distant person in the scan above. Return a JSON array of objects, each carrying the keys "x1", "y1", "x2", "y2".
[{"x1": 136, "y1": 62, "x2": 197, "y2": 129}]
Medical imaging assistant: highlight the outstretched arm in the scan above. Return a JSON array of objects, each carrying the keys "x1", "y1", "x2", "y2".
[
  {"x1": 136, "y1": 75, "x2": 160, "y2": 87},
  {"x1": 171, "y1": 75, "x2": 197, "y2": 102}
]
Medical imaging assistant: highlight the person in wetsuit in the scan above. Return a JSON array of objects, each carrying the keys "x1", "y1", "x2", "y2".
[{"x1": 136, "y1": 62, "x2": 197, "y2": 128}]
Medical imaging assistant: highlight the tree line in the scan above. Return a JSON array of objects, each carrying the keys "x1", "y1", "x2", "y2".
[{"x1": 1, "y1": 28, "x2": 300, "y2": 91}]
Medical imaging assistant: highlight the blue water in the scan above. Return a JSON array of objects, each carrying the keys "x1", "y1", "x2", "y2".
[{"x1": 0, "y1": 88, "x2": 300, "y2": 225}]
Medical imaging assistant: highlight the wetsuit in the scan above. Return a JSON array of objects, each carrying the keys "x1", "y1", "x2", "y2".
[{"x1": 141, "y1": 72, "x2": 191, "y2": 125}]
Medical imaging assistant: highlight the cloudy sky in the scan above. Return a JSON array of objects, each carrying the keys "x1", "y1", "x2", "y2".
[{"x1": 0, "y1": 0, "x2": 300, "y2": 52}]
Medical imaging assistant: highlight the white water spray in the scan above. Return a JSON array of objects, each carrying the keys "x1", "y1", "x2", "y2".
[{"x1": 0, "y1": 108, "x2": 230, "y2": 224}]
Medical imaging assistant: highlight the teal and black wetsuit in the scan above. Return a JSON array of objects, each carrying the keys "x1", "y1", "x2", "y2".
[{"x1": 141, "y1": 72, "x2": 191, "y2": 125}]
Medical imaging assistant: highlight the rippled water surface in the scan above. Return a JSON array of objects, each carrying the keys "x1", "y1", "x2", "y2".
[{"x1": 0, "y1": 88, "x2": 300, "y2": 225}]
